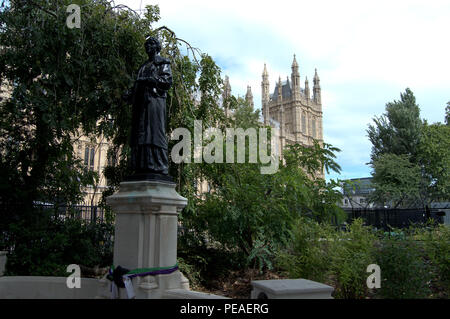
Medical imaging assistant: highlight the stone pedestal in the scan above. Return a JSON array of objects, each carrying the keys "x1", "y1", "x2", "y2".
[
  {"x1": 103, "y1": 180, "x2": 189, "y2": 299},
  {"x1": 251, "y1": 279, "x2": 334, "y2": 299}
]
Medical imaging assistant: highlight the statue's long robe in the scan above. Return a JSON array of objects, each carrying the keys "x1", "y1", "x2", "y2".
[{"x1": 130, "y1": 55, "x2": 172, "y2": 174}]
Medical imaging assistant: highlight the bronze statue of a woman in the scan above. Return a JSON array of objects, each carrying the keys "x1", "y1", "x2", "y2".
[{"x1": 124, "y1": 37, "x2": 173, "y2": 181}]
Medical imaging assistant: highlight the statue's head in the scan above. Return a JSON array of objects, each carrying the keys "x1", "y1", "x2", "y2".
[{"x1": 144, "y1": 37, "x2": 161, "y2": 57}]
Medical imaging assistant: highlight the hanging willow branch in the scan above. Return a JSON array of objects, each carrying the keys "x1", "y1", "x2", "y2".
[
  {"x1": 153, "y1": 26, "x2": 202, "y2": 66},
  {"x1": 18, "y1": 0, "x2": 57, "y2": 17}
]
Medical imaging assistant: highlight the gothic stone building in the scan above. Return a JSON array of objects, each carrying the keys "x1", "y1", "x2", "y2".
[
  {"x1": 261, "y1": 55, "x2": 323, "y2": 156},
  {"x1": 223, "y1": 55, "x2": 323, "y2": 161}
]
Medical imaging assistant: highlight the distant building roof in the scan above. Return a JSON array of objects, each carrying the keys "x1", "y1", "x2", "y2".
[
  {"x1": 270, "y1": 79, "x2": 292, "y2": 102},
  {"x1": 342, "y1": 177, "x2": 374, "y2": 196}
]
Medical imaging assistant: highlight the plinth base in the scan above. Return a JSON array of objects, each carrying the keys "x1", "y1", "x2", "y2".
[{"x1": 103, "y1": 180, "x2": 189, "y2": 299}]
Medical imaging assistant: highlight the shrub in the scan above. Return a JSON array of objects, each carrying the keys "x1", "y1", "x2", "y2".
[
  {"x1": 412, "y1": 222, "x2": 450, "y2": 297},
  {"x1": 277, "y1": 218, "x2": 378, "y2": 299},
  {"x1": 177, "y1": 238, "x2": 246, "y2": 288},
  {"x1": 4, "y1": 209, "x2": 114, "y2": 277},
  {"x1": 276, "y1": 217, "x2": 334, "y2": 283},
  {"x1": 376, "y1": 235, "x2": 431, "y2": 299},
  {"x1": 177, "y1": 256, "x2": 203, "y2": 289},
  {"x1": 424, "y1": 225, "x2": 450, "y2": 296},
  {"x1": 328, "y1": 218, "x2": 377, "y2": 299}
]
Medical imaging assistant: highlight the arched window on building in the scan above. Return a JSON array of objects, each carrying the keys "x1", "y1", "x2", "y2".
[{"x1": 84, "y1": 145, "x2": 95, "y2": 171}]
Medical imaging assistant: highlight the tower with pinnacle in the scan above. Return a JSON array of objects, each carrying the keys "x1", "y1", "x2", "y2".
[
  {"x1": 222, "y1": 75, "x2": 232, "y2": 117},
  {"x1": 245, "y1": 85, "x2": 254, "y2": 109},
  {"x1": 221, "y1": 55, "x2": 323, "y2": 176},
  {"x1": 261, "y1": 55, "x2": 323, "y2": 157}
]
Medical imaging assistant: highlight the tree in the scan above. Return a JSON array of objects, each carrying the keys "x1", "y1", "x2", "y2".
[
  {"x1": 0, "y1": 0, "x2": 227, "y2": 274},
  {"x1": 0, "y1": 0, "x2": 156, "y2": 208},
  {"x1": 367, "y1": 89, "x2": 450, "y2": 207},
  {"x1": 367, "y1": 88, "x2": 422, "y2": 163},
  {"x1": 0, "y1": 0, "x2": 225, "y2": 205},
  {"x1": 371, "y1": 154, "x2": 422, "y2": 208},
  {"x1": 185, "y1": 100, "x2": 344, "y2": 270},
  {"x1": 417, "y1": 123, "x2": 450, "y2": 201},
  {"x1": 0, "y1": 0, "x2": 165, "y2": 274}
]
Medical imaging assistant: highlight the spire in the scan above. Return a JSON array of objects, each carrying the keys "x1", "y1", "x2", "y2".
[
  {"x1": 291, "y1": 54, "x2": 300, "y2": 99},
  {"x1": 223, "y1": 75, "x2": 231, "y2": 98},
  {"x1": 291, "y1": 54, "x2": 298, "y2": 69},
  {"x1": 313, "y1": 69, "x2": 321, "y2": 104},
  {"x1": 261, "y1": 63, "x2": 270, "y2": 125},
  {"x1": 304, "y1": 76, "x2": 310, "y2": 100},
  {"x1": 245, "y1": 85, "x2": 254, "y2": 109},
  {"x1": 262, "y1": 63, "x2": 269, "y2": 99},
  {"x1": 277, "y1": 76, "x2": 282, "y2": 100},
  {"x1": 262, "y1": 63, "x2": 268, "y2": 78},
  {"x1": 313, "y1": 68, "x2": 320, "y2": 86},
  {"x1": 261, "y1": 65, "x2": 269, "y2": 99},
  {"x1": 223, "y1": 75, "x2": 232, "y2": 116}
]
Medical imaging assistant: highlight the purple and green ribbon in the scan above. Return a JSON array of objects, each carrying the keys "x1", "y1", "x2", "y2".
[{"x1": 109, "y1": 263, "x2": 179, "y2": 279}]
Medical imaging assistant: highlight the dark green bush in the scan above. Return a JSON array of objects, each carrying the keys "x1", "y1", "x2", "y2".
[
  {"x1": 4, "y1": 208, "x2": 114, "y2": 277},
  {"x1": 276, "y1": 218, "x2": 378, "y2": 299},
  {"x1": 412, "y1": 223, "x2": 450, "y2": 297},
  {"x1": 424, "y1": 225, "x2": 450, "y2": 296},
  {"x1": 376, "y1": 236, "x2": 431, "y2": 299},
  {"x1": 276, "y1": 217, "x2": 334, "y2": 283},
  {"x1": 177, "y1": 256, "x2": 203, "y2": 289},
  {"x1": 328, "y1": 218, "x2": 377, "y2": 299}
]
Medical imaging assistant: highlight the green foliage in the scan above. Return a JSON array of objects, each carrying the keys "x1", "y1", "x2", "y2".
[
  {"x1": 277, "y1": 218, "x2": 377, "y2": 299},
  {"x1": 328, "y1": 218, "x2": 377, "y2": 299},
  {"x1": 177, "y1": 256, "x2": 203, "y2": 289},
  {"x1": 375, "y1": 235, "x2": 431, "y2": 299},
  {"x1": 368, "y1": 88, "x2": 422, "y2": 162},
  {"x1": 276, "y1": 217, "x2": 335, "y2": 283},
  {"x1": 0, "y1": 0, "x2": 159, "y2": 206},
  {"x1": 0, "y1": 0, "x2": 159, "y2": 276},
  {"x1": 183, "y1": 101, "x2": 343, "y2": 271},
  {"x1": 277, "y1": 217, "x2": 449, "y2": 299},
  {"x1": 371, "y1": 154, "x2": 422, "y2": 208},
  {"x1": 367, "y1": 89, "x2": 450, "y2": 207},
  {"x1": 412, "y1": 223, "x2": 450, "y2": 296},
  {"x1": 4, "y1": 209, "x2": 114, "y2": 276},
  {"x1": 367, "y1": 88, "x2": 423, "y2": 208},
  {"x1": 177, "y1": 241, "x2": 246, "y2": 289},
  {"x1": 417, "y1": 123, "x2": 450, "y2": 200},
  {"x1": 368, "y1": 89, "x2": 418, "y2": 162}
]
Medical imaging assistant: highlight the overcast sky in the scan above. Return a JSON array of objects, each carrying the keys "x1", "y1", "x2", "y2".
[{"x1": 121, "y1": 0, "x2": 450, "y2": 181}]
